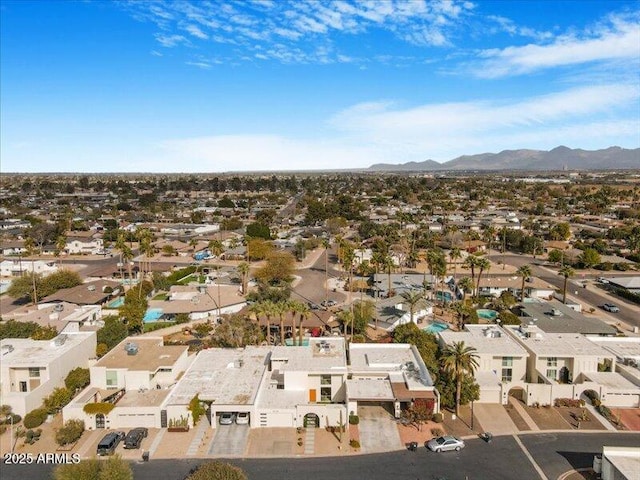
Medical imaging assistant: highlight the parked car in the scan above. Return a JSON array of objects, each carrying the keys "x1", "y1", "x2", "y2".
[
  {"x1": 123, "y1": 427, "x2": 148, "y2": 449},
  {"x1": 96, "y1": 431, "x2": 125, "y2": 456},
  {"x1": 236, "y1": 412, "x2": 250, "y2": 425},
  {"x1": 602, "y1": 303, "x2": 620, "y2": 313},
  {"x1": 597, "y1": 277, "x2": 610, "y2": 284},
  {"x1": 219, "y1": 412, "x2": 235, "y2": 425},
  {"x1": 320, "y1": 300, "x2": 337, "y2": 308},
  {"x1": 426, "y1": 435, "x2": 465, "y2": 453}
]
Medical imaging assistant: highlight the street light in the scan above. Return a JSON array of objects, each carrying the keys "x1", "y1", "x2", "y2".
[
  {"x1": 471, "y1": 400, "x2": 474, "y2": 431},
  {"x1": 6, "y1": 414, "x2": 14, "y2": 453}
]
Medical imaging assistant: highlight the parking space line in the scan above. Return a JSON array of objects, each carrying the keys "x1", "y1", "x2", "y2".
[{"x1": 513, "y1": 435, "x2": 548, "y2": 480}]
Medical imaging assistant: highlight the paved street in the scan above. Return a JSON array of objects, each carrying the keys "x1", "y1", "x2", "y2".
[{"x1": 488, "y1": 254, "x2": 640, "y2": 329}]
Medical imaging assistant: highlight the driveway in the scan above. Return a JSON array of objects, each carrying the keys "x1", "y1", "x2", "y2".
[
  {"x1": 473, "y1": 403, "x2": 518, "y2": 435},
  {"x1": 208, "y1": 424, "x2": 249, "y2": 456},
  {"x1": 357, "y1": 406, "x2": 402, "y2": 453}
]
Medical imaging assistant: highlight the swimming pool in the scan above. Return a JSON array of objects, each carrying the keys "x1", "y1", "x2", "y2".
[
  {"x1": 143, "y1": 308, "x2": 164, "y2": 323},
  {"x1": 434, "y1": 291, "x2": 453, "y2": 303},
  {"x1": 284, "y1": 338, "x2": 310, "y2": 346},
  {"x1": 107, "y1": 297, "x2": 124, "y2": 308},
  {"x1": 476, "y1": 309, "x2": 498, "y2": 321},
  {"x1": 423, "y1": 322, "x2": 450, "y2": 334}
]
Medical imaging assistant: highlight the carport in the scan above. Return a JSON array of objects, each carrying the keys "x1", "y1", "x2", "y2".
[{"x1": 346, "y1": 378, "x2": 397, "y2": 417}]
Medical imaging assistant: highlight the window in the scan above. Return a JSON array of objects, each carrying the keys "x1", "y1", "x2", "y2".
[
  {"x1": 106, "y1": 370, "x2": 118, "y2": 388},
  {"x1": 320, "y1": 375, "x2": 331, "y2": 386},
  {"x1": 501, "y1": 368, "x2": 512, "y2": 382},
  {"x1": 546, "y1": 369, "x2": 557, "y2": 380},
  {"x1": 19, "y1": 381, "x2": 27, "y2": 392},
  {"x1": 546, "y1": 357, "x2": 557, "y2": 367},
  {"x1": 502, "y1": 357, "x2": 513, "y2": 367},
  {"x1": 320, "y1": 387, "x2": 332, "y2": 402},
  {"x1": 28, "y1": 367, "x2": 40, "y2": 378}
]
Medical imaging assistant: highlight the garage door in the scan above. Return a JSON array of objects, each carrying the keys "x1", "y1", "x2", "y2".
[
  {"x1": 114, "y1": 413, "x2": 157, "y2": 428},
  {"x1": 478, "y1": 388, "x2": 501, "y2": 404},
  {"x1": 258, "y1": 412, "x2": 294, "y2": 427}
]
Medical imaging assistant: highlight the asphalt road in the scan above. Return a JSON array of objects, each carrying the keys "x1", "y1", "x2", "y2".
[
  {"x1": 292, "y1": 247, "x2": 346, "y2": 307},
  {"x1": 4, "y1": 432, "x2": 638, "y2": 480},
  {"x1": 488, "y1": 254, "x2": 639, "y2": 329}
]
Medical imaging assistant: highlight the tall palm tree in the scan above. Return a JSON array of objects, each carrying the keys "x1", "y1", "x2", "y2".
[
  {"x1": 516, "y1": 264, "x2": 532, "y2": 302},
  {"x1": 250, "y1": 300, "x2": 275, "y2": 345},
  {"x1": 323, "y1": 238, "x2": 330, "y2": 307},
  {"x1": 441, "y1": 341, "x2": 479, "y2": 417},
  {"x1": 474, "y1": 258, "x2": 491, "y2": 301},
  {"x1": 237, "y1": 262, "x2": 250, "y2": 295},
  {"x1": 457, "y1": 277, "x2": 474, "y2": 304},
  {"x1": 295, "y1": 301, "x2": 310, "y2": 346},
  {"x1": 115, "y1": 232, "x2": 127, "y2": 284},
  {"x1": 462, "y1": 255, "x2": 479, "y2": 295},
  {"x1": 272, "y1": 301, "x2": 288, "y2": 345},
  {"x1": 400, "y1": 290, "x2": 424, "y2": 324},
  {"x1": 449, "y1": 247, "x2": 462, "y2": 280},
  {"x1": 558, "y1": 265, "x2": 575, "y2": 304},
  {"x1": 382, "y1": 254, "x2": 394, "y2": 298},
  {"x1": 338, "y1": 309, "x2": 354, "y2": 342}
]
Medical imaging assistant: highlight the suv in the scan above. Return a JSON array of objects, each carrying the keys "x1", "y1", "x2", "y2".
[
  {"x1": 123, "y1": 428, "x2": 148, "y2": 449},
  {"x1": 603, "y1": 303, "x2": 620, "y2": 313},
  {"x1": 236, "y1": 412, "x2": 249, "y2": 425},
  {"x1": 96, "y1": 431, "x2": 125, "y2": 456}
]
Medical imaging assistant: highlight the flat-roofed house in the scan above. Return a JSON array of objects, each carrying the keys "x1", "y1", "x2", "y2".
[
  {"x1": 63, "y1": 337, "x2": 193, "y2": 429},
  {"x1": 438, "y1": 325, "x2": 528, "y2": 404},
  {"x1": 0, "y1": 332, "x2": 96, "y2": 416}
]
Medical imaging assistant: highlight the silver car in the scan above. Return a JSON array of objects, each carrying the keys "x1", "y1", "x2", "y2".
[
  {"x1": 426, "y1": 435, "x2": 465, "y2": 452},
  {"x1": 219, "y1": 412, "x2": 235, "y2": 425}
]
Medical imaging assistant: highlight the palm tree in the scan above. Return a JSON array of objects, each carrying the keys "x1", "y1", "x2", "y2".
[
  {"x1": 462, "y1": 255, "x2": 479, "y2": 296},
  {"x1": 273, "y1": 301, "x2": 288, "y2": 345},
  {"x1": 295, "y1": 301, "x2": 310, "y2": 346},
  {"x1": 441, "y1": 341, "x2": 479, "y2": 417},
  {"x1": 322, "y1": 239, "x2": 330, "y2": 307},
  {"x1": 382, "y1": 254, "x2": 394, "y2": 298},
  {"x1": 208, "y1": 239, "x2": 224, "y2": 258},
  {"x1": 516, "y1": 265, "x2": 532, "y2": 302},
  {"x1": 558, "y1": 265, "x2": 575, "y2": 304},
  {"x1": 250, "y1": 300, "x2": 275, "y2": 345},
  {"x1": 457, "y1": 277, "x2": 474, "y2": 304},
  {"x1": 115, "y1": 231, "x2": 128, "y2": 284},
  {"x1": 474, "y1": 258, "x2": 491, "y2": 301},
  {"x1": 449, "y1": 247, "x2": 462, "y2": 280},
  {"x1": 237, "y1": 262, "x2": 250, "y2": 295},
  {"x1": 400, "y1": 290, "x2": 424, "y2": 324},
  {"x1": 338, "y1": 309, "x2": 354, "y2": 342}
]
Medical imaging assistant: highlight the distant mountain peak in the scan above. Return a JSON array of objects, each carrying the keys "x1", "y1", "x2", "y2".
[{"x1": 367, "y1": 146, "x2": 639, "y2": 171}]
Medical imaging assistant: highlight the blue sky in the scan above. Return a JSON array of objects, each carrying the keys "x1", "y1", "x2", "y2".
[{"x1": 1, "y1": 0, "x2": 639, "y2": 172}]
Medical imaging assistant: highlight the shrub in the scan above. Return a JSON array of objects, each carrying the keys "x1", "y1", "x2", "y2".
[
  {"x1": 349, "y1": 439, "x2": 360, "y2": 449},
  {"x1": 55, "y1": 419, "x2": 84, "y2": 446},
  {"x1": 64, "y1": 367, "x2": 90, "y2": 393},
  {"x1": 0, "y1": 413, "x2": 21, "y2": 425},
  {"x1": 430, "y1": 428, "x2": 444, "y2": 437},
  {"x1": 433, "y1": 412, "x2": 443, "y2": 423},
  {"x1": 23, "y1": 408, "x2": 48, "y2": 428},
  {"x1": 187, "y1": 461, "x2": 248, "y2": 480},
  {"x1": 44, "y1": 387, "x2": 72, "y2": 414},
  {"x1": 554, "y1": 398, "x2": 584, "y2": 408},
  {"x1": 348, "y1": 414, "x2": 359, "y2": 425},
  {"x1": 82, "y1": 403, "x2": 115, "y2": 415},
  {"x1": 188, "y1": 394, "x2": 206, "y2": 426}
]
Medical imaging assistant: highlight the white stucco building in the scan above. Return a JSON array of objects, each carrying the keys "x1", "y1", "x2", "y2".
[
  {"x1": 0, "y1": 259, "x2": 58, "y2": 278},
  {"x1": 0, "y1": 332, "x2": 97, "y2": 417}
]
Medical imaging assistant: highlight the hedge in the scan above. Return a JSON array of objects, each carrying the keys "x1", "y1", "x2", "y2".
[
  {"x1": 83, "y1": 403, "x2": 115, "y2": 415},
  {"x1": 23, "y1": 408, "x2": 48, "y2": 429},
  {"x1": 554, "y1": 398, "x2": 585, "y2": 408}
]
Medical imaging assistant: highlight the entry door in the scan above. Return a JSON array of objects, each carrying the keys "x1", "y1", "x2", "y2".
[
  {"x1": 95, "y1": 413, "x2": 106, "y2": 429},
  {"x1": 309, "y1": 389, "x2": 316, "y2": 402}
]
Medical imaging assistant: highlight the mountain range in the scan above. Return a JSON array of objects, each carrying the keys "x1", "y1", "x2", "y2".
[{"x1": 368, "y1": 146, "x2": 640, "y2": 171}]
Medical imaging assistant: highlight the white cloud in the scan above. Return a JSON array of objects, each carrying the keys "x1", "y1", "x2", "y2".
[
  {"x1": 184, "y1": 24, "x2": 208, "y2": 39},
  {"x1": 153, "y1": 83, "x2": 638, "y2": 170},
  {"x1": 155, "y1": 33, "x2": 188, "y2": 48},
  {"x1": 475, "y1": 15, "x2": 640, "y2": 77}
]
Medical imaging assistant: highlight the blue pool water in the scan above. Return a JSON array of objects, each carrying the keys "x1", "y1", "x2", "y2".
[
  {"x1": 107, "y1": 297, "x2": 124, "y2": 308},
  {"x1": 143, "y1": 308, "x2": 164, "y2": 323},
  {"x1": 284, "y1": 338, "x2": 310, "y2": 346},
  {"x1": 476, "y1": 309, "x2": 498, "y2": 320},
  {"x1": 423, "y1": 322, "x2": 450, "y2": 334},
  {"x1": 434, "y1": 291, "x2": 453, "y2": 303}
]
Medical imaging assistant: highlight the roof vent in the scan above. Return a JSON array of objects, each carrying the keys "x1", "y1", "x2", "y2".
[
  {"x1": 54, "y1": 303, "x2": 64, "y2": 312},
  {"x1": 1, "y1": 344, "x2": 14, "y2": 355},
  {"x1": 551, "y1": 308, "x2": 562, "y2": 316},
  {"x1": 87, "y1": 285, "x2": 96, "y2": 291},
  {"x1": 125, "y1": 342, "x2": 138, "y2": 355}
]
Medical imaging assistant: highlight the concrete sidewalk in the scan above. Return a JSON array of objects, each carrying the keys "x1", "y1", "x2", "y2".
[
  {"x1": 473, "y1": 403, "x2": 518, "y2": 435},
  {"x1": 508, "y1": 397, "x2": 540, "y2": 431}
]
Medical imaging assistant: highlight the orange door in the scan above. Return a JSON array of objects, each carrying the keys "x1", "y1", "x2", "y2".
[{"x1": 309, "y1": 389, "x2": 316, "y2": 402}]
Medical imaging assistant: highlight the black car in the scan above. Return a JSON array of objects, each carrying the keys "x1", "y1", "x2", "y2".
[
  {"x1": 123, "y1": 428, "x2": 148, "y2": 449},
  {"x1": 96, "y1": 431, "x2": 125, "y2": 456}
]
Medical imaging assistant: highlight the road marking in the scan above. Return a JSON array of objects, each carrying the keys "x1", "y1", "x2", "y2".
[{"x1": 513, "y1": 434, "x2": 549, "y2": 480}]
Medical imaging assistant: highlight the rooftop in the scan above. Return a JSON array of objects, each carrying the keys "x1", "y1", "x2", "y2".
[
  {"x1": 582, "y1": 372, "x2": 640, "y2": 391},
  {"x1": 504, "y1": 325, "x2": 615, "y2": 357},
  {"x1": 166, "y1": 346, "x2": 269, "y2": 406},
  {"x1": 270, "y1": 338, "x2": 347, "y2": 372},
  {"x1": 94, "y1": 337, "x2": 187, "y2": 372},
  {"x1": 439, "y1": 325, "x2": 528, "y2": 356},
  {"x1": 0, "y1": 332, "x2": 95, "y2": 366},
  {"x1": 41, "y1": 280, "x2": 121, "y2": 305},
  {"x1": 345, "y1": 378, "x2": 395, "y2": 401},
  {"x1": 148, "y1": 285, "x2": 246, "y2": 314},
  {"x1": 520, "y1": 299, "x2": 616, "y2": 335},
  {"x1": 586, "y1": 337, "x2": 640, "y2": 362},
  {"x1": 349, "y1": 343, "x2": 434, "y2": 389},
  {"x1": 602, "y1": 446, "x2": 640, "y2": 480}
]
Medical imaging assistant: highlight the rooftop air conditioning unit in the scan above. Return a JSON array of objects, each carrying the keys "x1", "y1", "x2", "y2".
[
  {"x1": 125, "y1": 342, "x2": 139, "y2": 355},
  {"x1": 551, "y1": 309, "x2": 561, "y2": 316},
  {"x1": 54, "y1": 303, "x2": 64, "y2": 312},
  {"x1": 87, "y1": 285, "x2": 96, "y2": 291}
]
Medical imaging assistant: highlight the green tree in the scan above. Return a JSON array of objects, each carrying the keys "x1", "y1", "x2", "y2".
[
  {"x1": 55, "y1": 419, "x2": 84, "y2": 446},
  {"x1": 96, "y1": 315, "x2": 128, "y2": 351},
  {"x1": 187, "y1": 461, "x2": 247, "y2": 480},
  {"x1": 547, "y1": 249, "x2": 565, "y2": 265},
  {"x1": 549, "y1": 222, "x2": 571, "y2": 241},
  {"x1": 436, "y1": 369, "x2": 480, "y2": 412},
  {"x1": 474, "y1": 258, "x2": 491, "y2": 301},
  {"x1": 457, "y1": 277, "x2": 474, "y2": 304},
  {"x1": 246, "y1": 238, "x2": 273, "y2": 261},
  {"x1": 98, "y1": 455, "x2": 133, "y2": 480},
  {"x1": 64, "y1": 367, "x2": 90, "y2": 394},
  {"x1": 246, "y1": 222, "x2": 271, "y2": 239},
  {"x1": 558, "y1": 265, "x2": 575, "y2": 304},
  {"x1": 255, "y1": 251, "x2": 295, "y2": 286},
  {"x1": 352, "y1": 300, "x2": 375, "y2": 335},
  {"x1": 53, "y1": 458, "x2": 101, "y2": 480},
  {"x1": 237, "y1": 262, "x2": 250, "y2": 295},
  {"x1": 7, "y1": 273, "x2": 41, "y2": 304},
  {"x1": 0, "y1": 320, "x2": 40, "y2": 340},
  {"x1": 579, "y1": 248, "x2": 601, "y2": 269},
  {"x1": 440, "y1": 341, "x2": 479, "y2": 416},
  {"x1": 516, "y1": 264, "x2": 532, "y2": 301},
  {"x1": 44, "y1": 387, "x2": 72, "y2": 414},
  {"x1": 392, "y1": 323, "x2": 439, "y2": 377}
]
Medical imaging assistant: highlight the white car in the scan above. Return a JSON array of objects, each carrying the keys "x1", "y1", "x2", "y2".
[
  {"x1": 426, "y1": 435, "x2": 465, "y2": 452},
  {"x1": 219, "y1": 412, "x2": 235, "y2": 425},
  {"x1": 236, "y1": 412, "x2": 249, "y2": 425}
]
